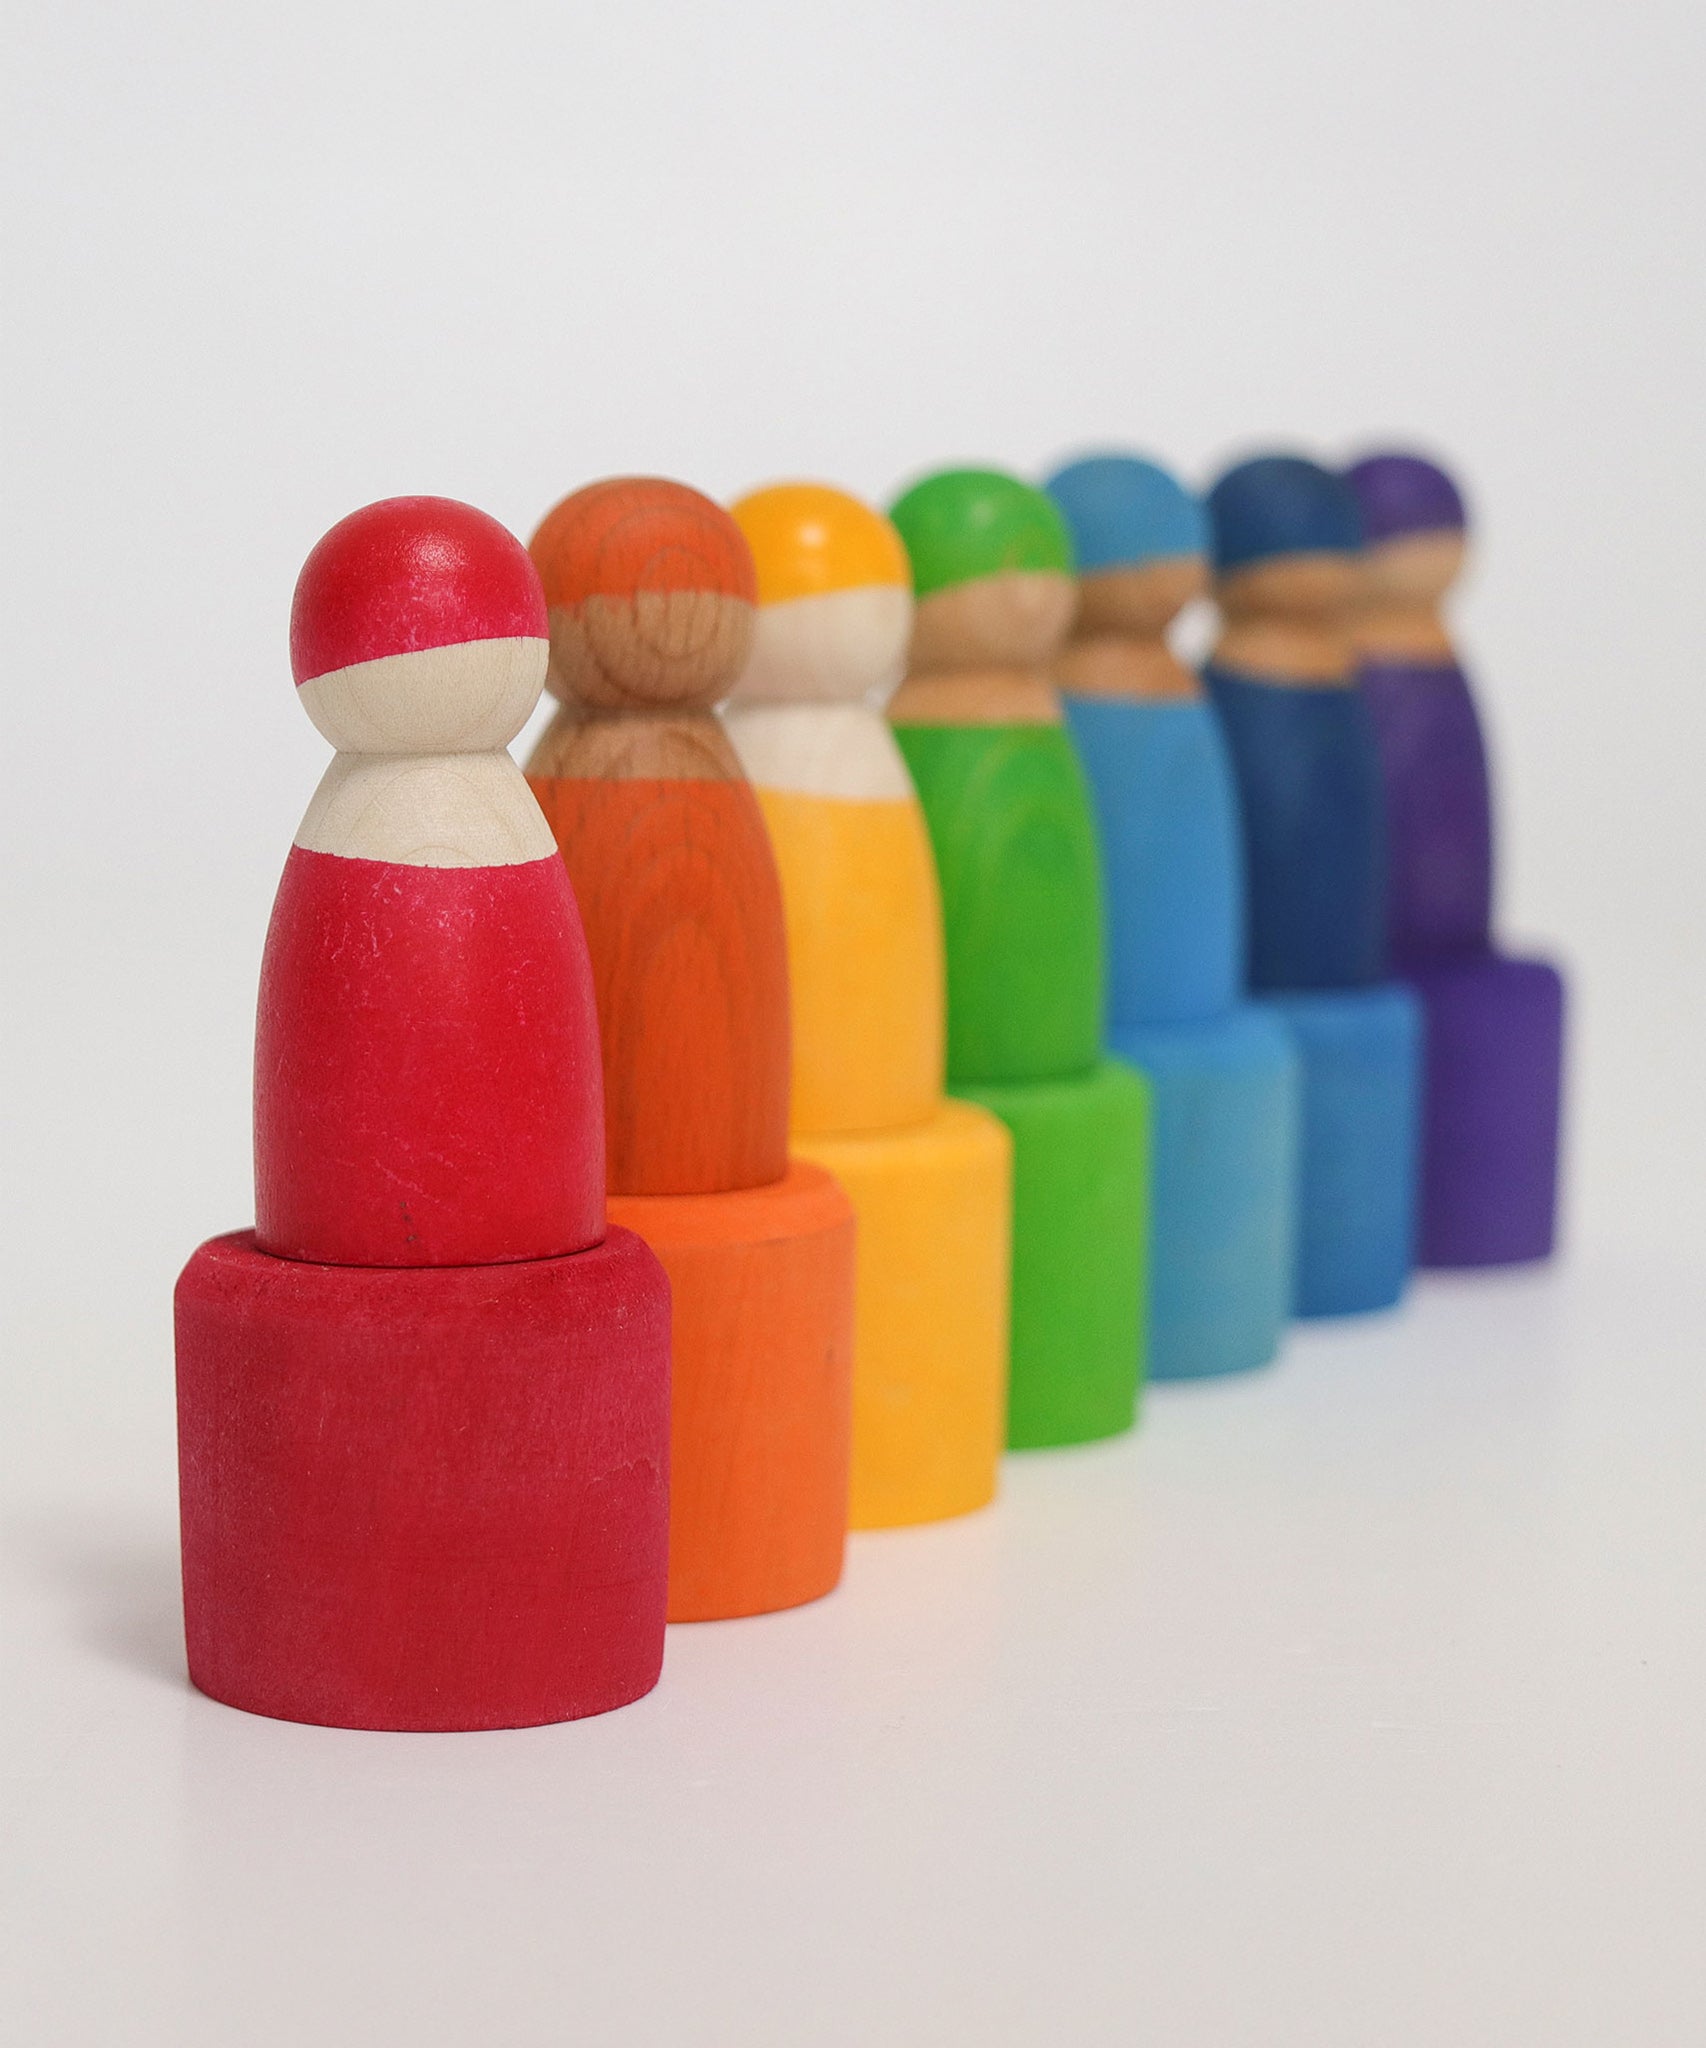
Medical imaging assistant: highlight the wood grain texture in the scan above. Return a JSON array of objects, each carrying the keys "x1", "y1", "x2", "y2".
[
  {"x1": 530, "y1": 480, "x2": 858, "y2": 1612},
  {"x1": 178, "y1": 496, "x2": 672, "y2": 1737},
  {"x1": 531, "y1": 477, "x2": 756, "y2": 714},
  {"x1": 528, "y1": 703, "x2": 742, "y2": 783},
  {"x1": 176, "y1": 1226, "x2": 671, "y2": 1732},
  {"x1": 609, "y1": 1163, "x2": 855, "y2": 1623},
  {"x1": 297, "y1": 637, "x2": 547, "y2": 756},
  {"x1": 254, "y1": 848, "x2": 606, "y2": 1268},
  {"x1": 753, "y1": 784, "x2": 944, "y2": 1135},
  {"x1": 294, "y1": 750, "x2": 558, "y2": 866},
  {"x1": 527, "y1": 478, "x2": 790, "y2": 1194},
  {"x1": 891, "y1": 724, "x2": 1104, "y2": 1084},
  {"x1": 527, "y1": 773, "x2": 791, "y2": 1195},
  {"x1": 797, "y1": 1101, "x2": 1011, "y2": 1529}
]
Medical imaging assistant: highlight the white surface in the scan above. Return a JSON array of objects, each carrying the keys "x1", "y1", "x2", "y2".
[
  {"x1": 5, "y1": 1, "x2": 1706, "y2": 2041},
  {"x1": 7, "y1": 1257, "x2": 1705, "y2": 2045}
]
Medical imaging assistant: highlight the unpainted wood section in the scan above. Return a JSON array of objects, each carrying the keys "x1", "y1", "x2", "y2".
[
  {"x1": 529, "y1": 774, "x2": 791, "y2": 1195},
  {"x1": 725, "y1": 701, "x2": 914, "y2": 801},
  {"x1": 297, "y1": 638, "x2": 547, "y2": 754},
  {"x1": 1350, "y1": 610, "x2": 1457, "y2": 661},
  {"x1": 1350, "y1": 531, "x2": 1466, "y2": 662},
  {"x1": 294, "y1": 750, "x2": 559, "y2": 865},
  {"x1": 1074, "y1": 559, "x2": 1208, "y2": 638},
  {"x1": 546, "y1": 592, "x2": 754, "y2": 712},
  {"x1": 1215, "y1": 553, "x2": 1362, "y2": 623},
  {"x1": 1210, "y1": 618, "x2": 1355, "y2": 686},
  {"x1": 1053, "y1": 635, "x2": 1200, "y2": 702},
  {"x1": 729, "y1": 585, "x2": 912, "y2": 708},
  {"x1": 889, "y1": 669, "x2": 1062, "y2": 726},
  {"x1": 908, "y1": 570, "x2": 1078, "y2": 674},
  {"x1": 528, "y1": 705, "x2": 741, "y2": 782}
]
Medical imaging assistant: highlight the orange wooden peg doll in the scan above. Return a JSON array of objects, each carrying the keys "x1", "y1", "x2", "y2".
[{"x1": 528, "y1": 478, "x2": 856, "y2": 1622}]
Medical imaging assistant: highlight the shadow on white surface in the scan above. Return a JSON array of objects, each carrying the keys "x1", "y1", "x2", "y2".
[{"x1": 3, "y1": 1507, "x2": 187, "y2": 1694}]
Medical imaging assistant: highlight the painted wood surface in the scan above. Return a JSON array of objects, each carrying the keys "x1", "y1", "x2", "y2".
[
  {"x1": 728, "y1": 481, "x2": 1012, "y2": 1523},
  {"x1": 529, "y1": 477, "x2": 855, "y2": 1616},
  {"x1": 180, "y1": 497, "x2": 672, "y2": 1732},
  {"x1": 750, "y1": 785, "x2": 943, "y2": 1134},
  {"x1": 958, "y1": 1059, "x2": 1149, "y2": 1447},
  {"x1": 892, "y1": 723, "x2": 1104, "y2": 1082},
  {"x1": 798, "y1": 1101, "x2": 1010, "y2": 1528},
  {"x1": 1204, "y1": 457, "x2": 1387, "y2": 994},
  {"x1": 528, "y1": 773, "x2": 791, "y2": 1193},
  {"x1": 1205, "y1": 457, "x2": 1420, "y2": 1316},
  {"x1": 258, "y1": 495, "x2": 604, "y2": 1266},
  {"x1": 889, "y1": 468, "x2": 1148, "y2": 1444},
  {"x1": 611, "y1": 1162, "x2": 855, "y2": 1622},
  {"x1": 1344, "y1": 450, "x2": 1564, "y2": 1270},
  {"x1": 176, "y1": 1226, "x2": 671, "y2": 1731},
  {"x1": 255, "y1": 847, "x2": 605, "y2": 1266},
  {"x1": 526, "y1": 476, "x2": 791, "y2": 1197},
  {"x1": 1047, "y1": 452, "x2": 1298, "y2": 1380}
]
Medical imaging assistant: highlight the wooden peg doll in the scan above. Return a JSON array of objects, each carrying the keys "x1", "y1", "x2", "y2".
[
  {"x1": 1203, "y1": 455, "x2": 1422, "y2": 1316},
  {"x1": 888, "y1": 466, "x2": 1149, "y2": 1450},
  {"x1": 725, "y1": 482, "x2": 1012, "y2": 1528},
  {"x1": 1344, "y1": 450, "x2": 1564, "y2": 1267},
  {"x1": 527, "y1": 477, "x2": 855, "y2": 1621},
  {"x1": 177, "y1": 497, "x2": 671, "y2": 1731},
  {"x1": 1046, "y1": 453, "x2": 1298, "y2": 1379}
]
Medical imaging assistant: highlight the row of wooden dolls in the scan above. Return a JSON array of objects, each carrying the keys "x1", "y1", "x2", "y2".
[{"x1": 174, "y1": 448, "x2": 1565, "y2": 1734}]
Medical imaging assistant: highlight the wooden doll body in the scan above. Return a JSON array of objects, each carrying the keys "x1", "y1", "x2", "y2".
[
  {"x1": 528, "y1": 477, "x2": 855, "y2": 1617},
  {"x1": 1040, "y1": 467, "x2": 1244, "y2": 1027},
  {"x1": 177, "y1": 497, "x2": 671, "y2": 1731},
  {"x1": 526, "y1": 481, "x2": 789, "y2": 1194},
  {"x1": 725, "y1": 483, "x2": 1012, "y2": 1526},
  {"x1": 1342, "y1": 461, "x2": 1494, "y2": 965},
  {"x1": 883, "y1": 478, "x2": 1105, "y2": 1081},
  {"x1": 1344, "y1": 450, "x2": 1564, "y2": 1268},
  {"x1": 1198, "y1": 464, "x2": 1388, "y2": 993},
  {"x1": 889, "y1": 467, "x2": 1148, "y2": 1447},
  {"x1": 1203, "y1": 455, "x2": 1420, "y2": 1316},
  {"x1": 1046, "y1": 453, "x2": 1297, "y2": 1380},
  {"x1": 721, "y1": 497, "x2": 943, "y2": 1133}
]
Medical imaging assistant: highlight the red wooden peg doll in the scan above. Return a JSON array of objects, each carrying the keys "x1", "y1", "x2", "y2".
[{"x1": 176, "y1": 496, "x2": 672, "y2": 1732}]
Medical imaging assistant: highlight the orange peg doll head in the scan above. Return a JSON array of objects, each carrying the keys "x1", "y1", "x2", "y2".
[{"x1": 526, "y1": 479, "x2": 791, "y2": 1195}]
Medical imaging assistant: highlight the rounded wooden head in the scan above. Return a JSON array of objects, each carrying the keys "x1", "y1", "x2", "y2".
[
  {"x1": 1045, "y1": 453, "x2": 1210, "y2": 635},
  {"x1": 1344, "y1": 452, "x2": 1470, "y2": 608},
  {"x1": 889, "y1": 468, "x2": 1077, "y2": 672},
  {"x1": 1208, "y1": 456, "x2": 1364, "y2": 620},
  {"x1": 530, "y1": 479, "x2": 758, "y2": 712},
  {"x1": 290, "y1": 498, "x2": 548, "y2": 753},
  {"x1": 728, "y1": 483, "x2": 913, "y2": 707}
]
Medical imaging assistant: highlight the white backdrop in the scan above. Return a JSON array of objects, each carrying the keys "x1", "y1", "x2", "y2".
[{"x1": 5, "y1": 4, "x2": 1705, "y2": 2042}]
